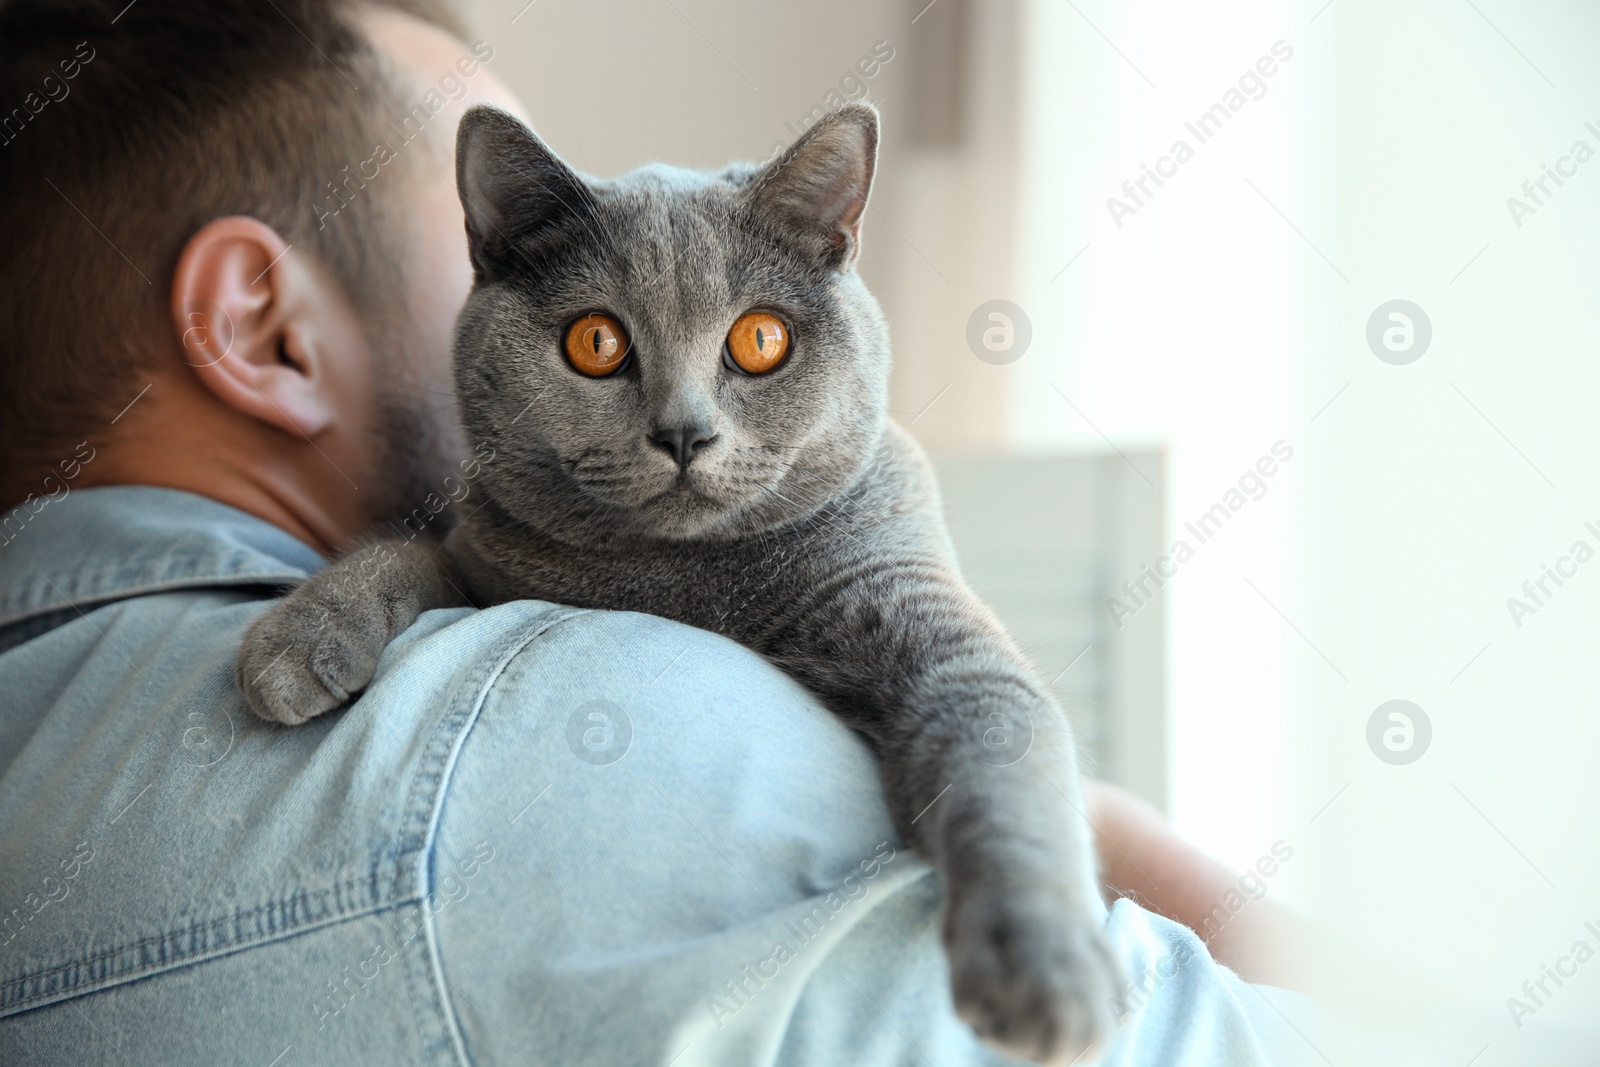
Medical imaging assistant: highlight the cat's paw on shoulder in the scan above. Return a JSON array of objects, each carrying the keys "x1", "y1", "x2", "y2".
[
  {"x1": 234, "y1": 588, "x2": 390, "y2": 726},
  {"x1": 946, "y1": 887, "x2": 1125, "y2": 1065}
]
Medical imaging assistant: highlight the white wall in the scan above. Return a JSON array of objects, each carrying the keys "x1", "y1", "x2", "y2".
[
  {"x1": 1303, "y1": 0, "x2": 1600, "y2": 1048},
  {"x1": 1016, "y1": 0, "x2": 1298, "y2": 870},
  {"x1": 1016, "y1": 0, "x2": 1600, "y2": 1050}
]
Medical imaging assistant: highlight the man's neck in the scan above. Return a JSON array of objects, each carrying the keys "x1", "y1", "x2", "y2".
[{"x1": 66, "y1": 376, "x2": 364, "y2": 556}]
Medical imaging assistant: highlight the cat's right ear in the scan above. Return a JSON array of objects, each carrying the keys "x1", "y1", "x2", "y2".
[{"x1": 456, "y1": 106, "x2": 594, "y2": 278}]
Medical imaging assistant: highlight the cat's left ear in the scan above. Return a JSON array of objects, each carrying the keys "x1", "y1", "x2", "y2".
[
  {"x1": 456, "y1": 106, "x2": 595, "y2": 279},
  {"x1": 747, "y1": 103, "x2": 879, "y2": 271}
]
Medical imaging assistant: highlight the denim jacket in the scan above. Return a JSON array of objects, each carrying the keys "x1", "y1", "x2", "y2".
[{"x1": 0, "y1": 486, "x2": 1318, "y2": 1066}]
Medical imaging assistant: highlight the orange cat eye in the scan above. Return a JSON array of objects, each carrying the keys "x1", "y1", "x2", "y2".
[
  {"x1": 725, "y1": 311, "x2": 790, "y2": 375},
  {"x1": 564, "y1": 313, "x2": 630, "y2": 377}
]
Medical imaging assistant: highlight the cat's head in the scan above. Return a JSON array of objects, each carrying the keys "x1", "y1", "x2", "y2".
[{"x1": 451, "y1": 104, "x2": 889, "y2": 544}]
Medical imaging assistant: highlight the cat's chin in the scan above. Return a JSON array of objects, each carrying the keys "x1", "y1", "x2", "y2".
[
  {"x1": 617, "y1": 484, "x2": 811, "y2": 544},
  {"x1": 634, "y1": 498, "x2": 751, "y2": 542},
  {"x1": 563, "y1": 470, "x2": 816, "y2": 543}
]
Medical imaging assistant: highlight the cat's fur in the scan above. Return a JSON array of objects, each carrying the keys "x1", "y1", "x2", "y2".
[{"x1": 236, "y1": 103, "x2": 1122, "y2": 1063}]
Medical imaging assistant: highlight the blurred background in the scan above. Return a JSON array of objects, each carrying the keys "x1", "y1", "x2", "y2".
[{"x1": 460, "y1": 0, "x2": 1600, "y2": 1059}]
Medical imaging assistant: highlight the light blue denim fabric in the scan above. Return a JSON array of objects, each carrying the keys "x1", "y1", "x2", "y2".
[{"x1": 0, "y1": 486, "x2": 1330, "y2": 1066}]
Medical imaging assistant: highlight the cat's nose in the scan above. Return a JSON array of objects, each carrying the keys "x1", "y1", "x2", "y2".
[{"x1": 649, "y1": 424, "x2": 717, "y2": 468}]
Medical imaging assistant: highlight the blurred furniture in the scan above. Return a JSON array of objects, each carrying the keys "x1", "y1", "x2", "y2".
[{"x1": 935, "y1": 451, "x2": 1167, "y2": 811}]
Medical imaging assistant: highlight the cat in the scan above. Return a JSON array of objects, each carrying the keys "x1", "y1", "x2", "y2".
[{"x1": 235, "y1": 102, "x2": 1122, "y2": 1063}]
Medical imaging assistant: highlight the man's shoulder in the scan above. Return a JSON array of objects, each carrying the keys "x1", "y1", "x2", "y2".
[
  {"x1": 382, "y1": 598, "x2": 877, "y2": 797},
  {"x1": 381, "y1": 598, "x2": 811, "y2": 722},
  {"x1": 0, "y1": 587, "x2": 881, "y2": 1020}
]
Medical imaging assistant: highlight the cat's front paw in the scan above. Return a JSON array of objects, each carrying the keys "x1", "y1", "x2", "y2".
[
  {"x1": 235, "y1": 585, "x2": 391, "y2": 726},
  {"x1": 945, "y1": 887, "x2": 1124, "y2": 1065}
]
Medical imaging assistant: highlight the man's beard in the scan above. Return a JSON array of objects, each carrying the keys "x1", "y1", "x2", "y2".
[{"x1": 363, "y1": 316, "x2": 471, "y2": 542}]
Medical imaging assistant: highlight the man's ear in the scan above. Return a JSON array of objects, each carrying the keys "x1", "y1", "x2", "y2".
[
  {"x1": 747, "y1": 103, "x2": 879, "y2": 270},
  {"x1": 169, "y1": 217, "x2": 343, "y2": 439},
  {"x1": 456, "y1": 105, "x2": 595, "y2": 279}
]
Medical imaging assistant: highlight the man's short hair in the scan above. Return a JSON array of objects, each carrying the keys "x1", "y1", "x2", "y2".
[{"x1": 0, "y1": 0, "x2": 464, "y2": 495}]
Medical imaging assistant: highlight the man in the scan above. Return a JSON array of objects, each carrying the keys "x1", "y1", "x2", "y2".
[{"x1": 0, "y1": 1, "x2": 1324, "y2": 1063}]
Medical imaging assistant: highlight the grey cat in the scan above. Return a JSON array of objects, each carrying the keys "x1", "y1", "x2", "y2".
[{"x1": 236, "y1": 103, "x2": 1122, "y2": 1064}]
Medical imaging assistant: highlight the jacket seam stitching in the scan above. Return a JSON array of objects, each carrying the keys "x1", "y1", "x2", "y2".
[
  {"x1": 0, "y1": 875, "x2": 413, "y2": 1017},
  {"x1": 408, "y1": 607, "x2": 587, "y2": 1066}
]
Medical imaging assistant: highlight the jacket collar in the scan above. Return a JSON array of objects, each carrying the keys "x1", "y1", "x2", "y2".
[{"x1": 0, "y1": 485, "x2": 324, "y2": 632}]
